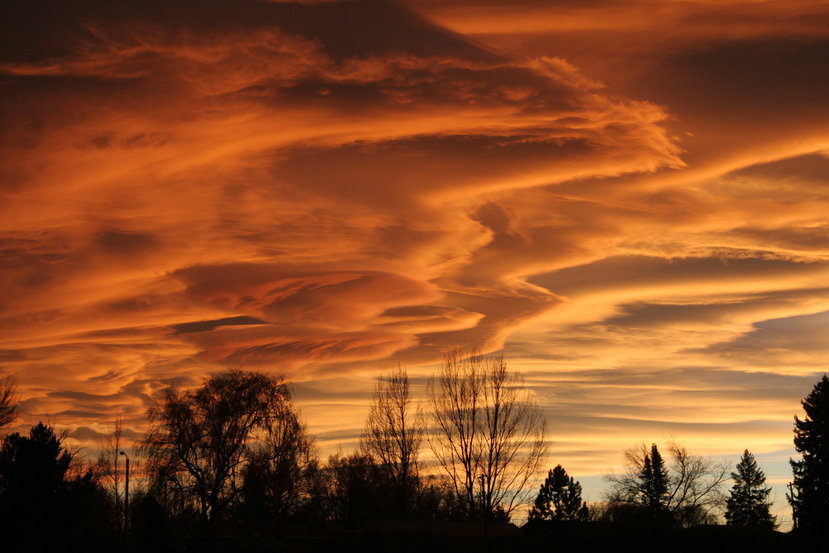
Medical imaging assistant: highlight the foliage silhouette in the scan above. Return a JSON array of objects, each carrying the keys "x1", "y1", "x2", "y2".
[
  {"x1": 0, "y1": 422, "x2": 115, "y2": 545},
  {"x1": 427, "y1": 350, "x2": 548, "y2": 521},
  {"x1": 789, "y1": 373, "x2": 829, "y2": 530},
  {"x1": 641, "y1": 444, "x2": 670, "y2": 513},
  {"x1": 725, "y1": 449, "x2": 775, "y2": 529},
  {"x1": 130, "y1": 491, "x2": 173, "y2": 550},
  {"x1": 0, "y1": 375, "x2": 19, "y2": 429},
  {"x1": 143, "y1": 369, "x2": 290, "y2": 529},
  {"x1": 529, "y1": 464, "x2": 589, "y2": 522},
  {"x1": 2, "y1": 358, "x2": 818, "y2": 548},
  {"x1": 606, "y1": 441, "x2": 727, "y2": 527},
  {"x1": 0, "y1": 421, "x2": 73, "y2": 505},
  {"x1": 238, "y1": 403, "x2": 314, "y2": 533},
  {"x1": 312, "y1": 451, "x2": 387, "y2": 527},
  {"x1": 289, "y1": 454, "x2": 467, "y2": 527}
]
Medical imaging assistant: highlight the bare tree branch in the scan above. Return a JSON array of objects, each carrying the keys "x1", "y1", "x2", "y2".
[
  {"x1": 605, "y1": 440, "x2": 727, "y2": 526},
  {"x1": 143, "y1": 369, "x2": 289, "y2": 528},
  {"x1": 97, "y1": 413, "x2": 124, "y2": 524},
  {"x1": 361, "y1": 365, "x2": 423, "y2": 517},
  {"x1": 427, "y1": 351, "x2": 548, "y2": 520}
]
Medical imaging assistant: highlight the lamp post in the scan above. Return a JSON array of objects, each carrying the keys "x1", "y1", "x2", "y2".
[{"x1": 119, "y1": 450, "x2": 129, "y2": 533}]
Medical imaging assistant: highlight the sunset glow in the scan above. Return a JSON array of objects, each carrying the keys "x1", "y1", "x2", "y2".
[{"x1": 4, "y1": 0, "x2": 829, "y2": 524}]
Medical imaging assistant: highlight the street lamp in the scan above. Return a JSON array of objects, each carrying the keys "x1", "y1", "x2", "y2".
[{"x1": 120, "y1": 450, "x2": 129, "y2": 533}]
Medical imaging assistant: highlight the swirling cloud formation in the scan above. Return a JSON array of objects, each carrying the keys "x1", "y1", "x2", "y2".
[{"x1": 2, "y1": 1, "x2": 828, "y2": 522}]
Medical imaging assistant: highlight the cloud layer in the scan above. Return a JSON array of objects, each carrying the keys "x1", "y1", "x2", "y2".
[{"x1": 2, "y1": 0, "x2": 828, "y2": 523}]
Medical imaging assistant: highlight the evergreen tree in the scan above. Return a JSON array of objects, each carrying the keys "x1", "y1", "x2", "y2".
[
  {"x1": 0, "y1": 422, "x2": 114, "y2": 544},
  {"x1": 789, "y1": 374, "x2": 829, "y2": 530},
  {"x1": 607, "y1": 441, "x2": 726, "y2": 527},
  {"x1": 529, "y1": 464, "x2": 589, "y2": 521},
  {"x1": 0, "y1": 422, "x2": 73, "y2": 508},
  {"x1": 640, "y1": 444, "x2": 669, "y2": 512},
  {"x1": 725, "y1": 450, "x2": 775, "y2": 529},
  {"x1": 0, "y1": 375, "x2": 18, "y2": 429}
]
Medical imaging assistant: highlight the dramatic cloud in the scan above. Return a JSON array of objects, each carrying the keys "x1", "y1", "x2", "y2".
[{"x1": 2, "y1": 0, "x2": 828, "y2": 525}]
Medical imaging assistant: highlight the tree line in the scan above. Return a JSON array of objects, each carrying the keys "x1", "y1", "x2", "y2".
[
  {"x1": 139, "y1": 352, "x2": 547, "y2": 535},
  {"x1": 1, "y1": 357, "x2": 828, "y2": 549}
]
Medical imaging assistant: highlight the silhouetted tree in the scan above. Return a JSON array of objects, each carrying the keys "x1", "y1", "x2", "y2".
[
  {"x1": 296, "y1": 451, "x2": 464, "y2": 527},
  {"x1": 789, "y1": 374, "x2": 829, "y2": 530},
  {"x1": 411, "y1": 475, "x2": 469, "y2": 521},
  {"x1": 427, "y1": 350, "x2": 548, "y2": 521},
  {"x1": 97, "y1": 413, "x2": 124, "y2": 528},
  {"x1": 0, "y1": 422, "x2": 72, "y2": 508},
  {"x1": 725, "y1": 449, "x2": 775, "y2": 529},
  {"x1": 143, "y1": 369, "x2": 289, "y2": 529},
  {"x1": 361, "y1": 365, "x2": 423, "y2": 518},
  {"x1": 0, "y1": 375, "x2": 19, "y2": 429},
  {"x1": 641, "y1": 444, "x2": 669, "y2": 513},
  {"x1": 606, "y1": 441, "x2": 726, "y2": 527},
  {"x1": 304, "y1": 451, "x2": 385, "y2": 527},
  {"x1": 529, "y1": 464, "x2": 589, "y2": 522},
  {"x1": 238, "y1": 403, "x2": 315, "y2": 532},
  {"x1": 0, "y1": 422, "x2": 114, "y2": 544},
  {"x1": 130, "y1": 491, "x2": 173, "y2": 550}
]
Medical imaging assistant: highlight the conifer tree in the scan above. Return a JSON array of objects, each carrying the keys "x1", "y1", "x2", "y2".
[
  {"x1": 725, "y1": 450, "x2": 775, "y2": 529},
  {"x1": 607, "y1": 441, "x2": 726, "y2": 527},
  {"x1": 0, "y1": 375, "x2": 18, "y2": 429},
  {"x1": 789, "y1": 374, "x2": 829, "y2": 529},
  {"x1": 641, "y1": 444, "x2": 669, "y2": 512},
  {"x1": 529, "y1": 464, "x2": 588, "y2": 522}
]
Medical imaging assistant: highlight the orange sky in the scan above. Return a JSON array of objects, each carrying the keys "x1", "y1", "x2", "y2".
[{"x1": 3, "y1": 0, "x2": 829, "y2": 524}]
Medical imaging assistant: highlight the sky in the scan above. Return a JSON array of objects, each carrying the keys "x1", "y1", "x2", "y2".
[{"x1": 3, "y1": 0, "x2": 829, "y2": 524}]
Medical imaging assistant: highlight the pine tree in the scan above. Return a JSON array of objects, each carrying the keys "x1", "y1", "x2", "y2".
[
  {"x1": 640, "y1": 444, "x2": 669, "y2": 512},
  {"x1": 789, "y1": 374, "x2": 829, "y2": 530},
  {"x1": 725, "y1": 450, "x2": 775, "y2": 529},
  {"x1": 529, "y1": 464, "x2": 589, "y2": 522},
  {"x1": 607, "y1": 441, "x2": 727, "y2": 527}
]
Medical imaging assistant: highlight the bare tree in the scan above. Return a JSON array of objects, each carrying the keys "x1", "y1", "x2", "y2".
[
  {"x1": 427, "y1": 350, "x2": 548, "y2": 520},
  {"x1": 143, "y1": 370, "x2": 289, "y2": 529},
  {"x1": 0, "y1": 375, "x2": 20, "y2": 429},
  {"x1": 361, "y1": 365, "x2": 423, "y2": 517},
  {"x1": 428, "y1": 350, "x2": 481, "y2": 516},
  {"x1": 97, "y1": 414, "x2": 124, "y2": 526},
  {"x1": 605, "y1": 440, "x2": 728, "y2": 526}
]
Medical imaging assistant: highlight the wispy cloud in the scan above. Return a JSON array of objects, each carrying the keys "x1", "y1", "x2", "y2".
[{"x1": 1, "y1": 5, "x2": 827, "y2": 524}]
